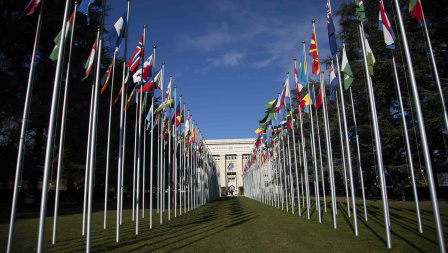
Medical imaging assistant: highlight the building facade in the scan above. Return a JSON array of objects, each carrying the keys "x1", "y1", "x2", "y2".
[{"x1": 204, "y1": 138, "x2": 255, "y2": 196}]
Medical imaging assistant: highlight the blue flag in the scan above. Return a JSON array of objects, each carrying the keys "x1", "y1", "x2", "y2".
[
  {"x1": 108, "y1": 11, "x2": 127, "y2": 52},
  {"x1": 297, "y1": 49, "x2": 307, "y2": 89},
  {"x1": 327, "y1": 0, "x2": 338, "y2": 55},
  {"x1": 77, "y1": 0, "x2": 102, "y2": 25}
]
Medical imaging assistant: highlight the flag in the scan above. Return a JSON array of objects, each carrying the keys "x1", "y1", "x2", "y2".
[
  {"x1": 83, "y1": 38, "x2": 97, "y2": 80},
  {"x1": 171, "y1": 101, "x2": 180, "y2": 124},
  {"x1": 275, "y1": 84, "x2": 287, "y2": 112},
  {"x1": 175, "y1": 109, "x2": 184, "y2": 127},
  {"x1": 259, "y1": 113, "x2": 275, "y2": 127},
  {"x1": 100, "y1": 58, "x2": 114, "y2": 94},
  {"x1": 409, "y1": 0, "x2": 423, "y2": 22},
  {"x1": 300, "y1": 93, "x2": 312, "y2": 111},
  {"x1": 49, "y1": 13, "x2": 74, "y2": 61},
  {"x1": 327, "y1": 0, "x2": 337, "y2": 55},
  {"x1": 184, "y1": 114, "x2": 190, "y2": 137},
  {"x1": 165, "y1": 80, "x2": 172, "y2": 100},
  {"x1": 143, "y1": 54, "x2": 154, "y2": 81},
  {"x1": 294, "y1": 65, "x2": 301, "y2": 101},
  {"x1": 355, "y1": 0, "x2": 365, "y2": 22},
  {"x1": 146, "y1": 105, "x2": 154, "y2": 131},
  {"x1": 316, "y1": 89, "x2": 323, "y2": 110},
  {"x1": 342, "y1": 44, "x2": 354, "y2": 90},
  {"x1": 309, "y1": 89, "x2": 315, "y2": 105},
  {"x1": 154, "y1": 99, "x2": 174, "y2": 113},
  {"x1": 21, "y1": 0, "x2": 41, "y2": 17},
  {"x1": 125, "y1": 87, "x2": 137, "y2": 109},
  {"x1": 379, "y1": 0, "x2": 396, "y2": 50},
  {"x1": 136, "y1": 69, "x2": 161, "y2": 92},
  {"x1": 329, "y1": 63, "x2": 338, "y2": 100},
  {"x1": 108, "y1": 11, "x2": 127, "y2": 52},
  {"x1": 264, "y1": 98, "x2": 277, "y2": 113},
  {"x1": 126, "y1": 35, "x2": 143, "y2": 72},
  {"x1": 284, "y1": 76, "x2": 291, "y2": 98},
  {"x1": 77, "y1": 0, "x2": 102, "y2": 25},
  {"x1": 364, "y1": 35, "x2": 376, "y2": 75},
  {"x1": 309, "y1": 29, "x2": 320, "y2": 75},
  {"x1": 113, "y1": 74, "x2": 129, "y2": 105},
  {"x1": 297, "y1": 49, "x2": 307, "y2": 93}
]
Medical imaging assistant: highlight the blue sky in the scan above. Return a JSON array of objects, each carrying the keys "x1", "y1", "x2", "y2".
[{"x1": 105, "y1": 0, "x2": 347, "y2": 140}]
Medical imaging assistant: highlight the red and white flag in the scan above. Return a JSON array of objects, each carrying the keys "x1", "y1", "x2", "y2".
[
  {"x1": 126, "y1": 35, "x2": 143, "y2": 72},
  {"x1": 21, "y1": 0, "x2": 41, "y2": 17}
]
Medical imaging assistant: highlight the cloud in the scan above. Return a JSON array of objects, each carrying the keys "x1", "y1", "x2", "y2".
[{"x1": 207, "y1": 52, "x2": 244, "y2": 67}]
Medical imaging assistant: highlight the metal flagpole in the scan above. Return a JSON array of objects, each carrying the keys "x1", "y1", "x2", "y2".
[
  {"x1": 142, "y1": 92, "x2": 147, "y2": 219},
  {"x1": 334, "y1": 88, "x2": 349, "y2": 216},
  {"x1": 53, "y1": 2, "x2": 78, "y2": 243},
  {"x1": 150, "y1": 95, "x2": 154, "y2": 228},
  {"x1": 7, "y1": 0, "x2": 45, "y2": 250},
  {"x1": 83, "y1": 83, "x2": 95, "y2": 236},
  {"x1": 349, "y1": 87, "x2": 367, "y2": 221},
  {"x1": 168, "y1": 76, "x2": 173, "y2": 221},
  {"x1": 284, "y1": 75, "x2": 295, "y2": 214},
  {"x1": 132, "y1": 89, "x2": 138, "y2": 221},
  {"x1": 37, "y1": 0, "x2": 71, "y2": 251},
  {"x1": 291, "y1": 60, "x2": 301, "y2": 214},
  {"x1": 184, "y1": 107, "x2": 187, "y2": 214},
  {"x1": 309, "y1": 86, "x2": 321, "y2": 223},
  {"x1": 313, "y1": 82, "x2": 326, "y2": 212},
  {"x1": 394, "y1": 3, "x2": 446, "y2": 245},
  {"x1": 160, "y1": 63, "x2": 165, "y2": 223},
  {"x1": 136, "y1": 25, "x2": 146, "y2": 234},
  {"x1": 391, "y1": 56, "x2": 422, "y2": 232},
  {"x1": 320, "y1": 71, "x2": 337, "y2": 228},
  {"x1": 356, "y1": 26, "x2": 388, "y2": 243},
  {"x1": 87, "y1": 0, "x2": 106, "y2": 250},
  {"x1": 174, "y1": 89, "x2": 178, "y2": 217},
  {"x1": 117, "y1": 1, "x2": 131, "y2": 240}
]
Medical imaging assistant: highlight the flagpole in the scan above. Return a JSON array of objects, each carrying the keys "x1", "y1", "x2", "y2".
[
  {"x1": 309, "y1": 85, "x2": 321, "y2": 223},
  {"x1": 184, "y1": 107, "x2": 187, "y2": 213},
  {"x1": 83, "y1": 82, "x2": 95, "y2": 236},
  {"x1": 174, "y1": 91, "x2": 179, "y2": 217},
  {"x1": 292, "y1": 60, "x2": 301, "y2": 215},
  {"x1": 285, "y1": 74, "x2": 295, "y2": 214},
  {"x1": 132, "y1": 89, "x2": 138, "y2": 222},
  {"x1": 300, "y1": 42, "x2": 310, "y2": 218},
  {"x1": 168, "y1": 76, "x2": 173, "y2": 221},
  {"x1": 391, "y1": 56, "x2": 422, "y2": 232},
  {"x1": 314, "y1": 82, "x2": 326, "y2": 212},
  {"x1": 320, "y1": 71, "x2": 337, "y2": 228},
  {"x1": 37, "y1": 0, "x2": 71, "y2": 251},
  {"x1": 7, "y1": 0, "x2": 45, "y2": 250},
  {"x1": 149, "y1": 95, "x2": 154, "y2": 228},
  {"x1": 357, "y1": 25, "x2": 388, "y2": 244},
  {"x1": 393, "y1": 3, "x2": 446, "y2": 248},
  {"x1": 349, "y1": 87, "x2": 367, "y2": 221},
  {"x1": 53, "y1": 2, "x2": 78, "y2": 244}
]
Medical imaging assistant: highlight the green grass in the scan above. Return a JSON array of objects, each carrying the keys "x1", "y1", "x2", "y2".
[{"x1": 1, "y1": 197, "x2": 447, "y2": 252}]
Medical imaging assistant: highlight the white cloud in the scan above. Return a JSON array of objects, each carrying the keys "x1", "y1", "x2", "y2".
[{"x1": 207, "y1": 52, "x2": 244, "y2": 67}]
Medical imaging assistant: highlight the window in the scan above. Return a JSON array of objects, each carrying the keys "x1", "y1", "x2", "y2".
[
  {"x1": 243, "y1": 154, "x2": 249, "y2": 160},
  {"x1": 213, "y1": 155, "x2": 220, "y2": 161},
  {"x1": 226, "y1": 154, "x2": 237, "y2": 160}
]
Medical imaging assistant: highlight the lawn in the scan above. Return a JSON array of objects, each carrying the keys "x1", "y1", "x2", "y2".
[{"x1": 1, "y1": 197, "x2": 447, "y2": 252}]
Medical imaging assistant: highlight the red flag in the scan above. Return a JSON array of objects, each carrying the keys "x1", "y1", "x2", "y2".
[
  {"x1": 126, "y1": 35, "x2": 143, "y2": 72},
  {"x1": 21, "y1": 0, "x2": 41, "y2": 17},
  {"x1": 309, "y1": 29, "x2": 320, "y2": 75},
  {"x1": 316, "y1": 89, "x2": 323, "y2": 110},
  {"x1": 409, "y1": 0, "x2": 423, "y2": 23}
]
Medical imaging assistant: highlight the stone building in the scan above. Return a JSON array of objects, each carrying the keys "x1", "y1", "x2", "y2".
[{"x1": 204, "y1": 138, "x2": 255, "y2": 196}]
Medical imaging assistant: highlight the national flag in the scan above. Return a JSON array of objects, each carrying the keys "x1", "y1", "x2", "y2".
[
  {"x1": 136, "y1": 69, "x2": 162, "y2": 92},
  {"x1": 294, "y1": 65, "x2": 301, "y2": 101},
  {"x1": 259, "y1": 113, "x2": 275, "y2": 127},
  {"x1": 165, "y1": 80, "x2": 172, "y2": 100},
  {"x1": 309, "y1": 89, "x2": 316, "y2": 105},
  {"x1": 264, "y1": 98, "x2": 277, "y2": 113},
  {"x1": 100, "y1": 58, "x2": 114, "y2": 94},
  {"x1": 125, "y1": 87, "x2": 137, "y2": 110},
  {"x1": 171, "y1": 101, "x2": 180, "y2": 124},
  {"x1": 327, "y1": 0, "x2": 337, "y2": 55},
  {"x1": 154, "y1": 99, "x2": 174, "y2": 113},
  {"x1": 77, "y1": 0, "x2": 102, "y2": 25},
  {"x1": 300, "y1": 93, "x2": 312, "y2": 111},
  {"x1": 297, "y1": 48, "x2": 307, "y2": 96},
  {"x1": 49, "y1": 12, "x2": 74, "y2": 61},
  {"x1": 108, "y1": 11, "x2": 127, "y2": 52},
  {"x1": 379, "y1": 0, "x2": 396, "y2": 50},
  {"x1": 142, "y1": 54, "x2": 154, "y2": 81},
  {"x1": 329, "y1": 63, "x2": 338, "y2": 100},
  {"x1": 284, "y1": 76, "x2": 291, "y2": 98},
  {"x1": 409, "y1": 0, "x2": 423, "y2": 22},
  {"x1": 364, "y1": 35, "x2": 376, "y2": 75},
  {"x1": 309, "y1": 29, "x2": 320, "y2": 75},
  {"x1": 342, "y1": 44, "x2": 354, "y2": 90},
  {"x1": 184, "y1": 114, "x2": 190, "y2": 137},
  {"x1": 316, "y1": 89, "x2": 323, "y2": 110},
  {"x1": 83, "y1": 38, "x2": 97, "y2": 80},
  {"x1": 175, "y1": 109, "x2": 185, "y2": 127},
  {"x1": 146, "y1": 104, "x2": 154, "y2": 131},
  {"x1": 275, "y1": 84, "x2": 287, "y2": 112},
  {"x1": 355, "y1": 0, "x2": 365, "y2": 22},
  {"x1": 126, "y1": 35, "x2": 143, "y2": 72},
  {"x1": 21, "y1": 0, "x2": 41, "y2": 17}
]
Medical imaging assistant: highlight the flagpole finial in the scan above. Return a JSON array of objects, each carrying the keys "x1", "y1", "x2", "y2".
[
  {"x1": 302, "y1": 40, "x2": 306, "y2": 44},
  {"x1": 293, "y1": 58, "x2": 296, "y2": 61},
  {"x1": 180, "y1": 95, "x2": 182, "y2": 97},
  {"x1": 97, "y1": 28, "x2": 100, "y2": 32},
  {"x1": 144, "y1": 25, "x2": 147, "y2": 28},
  {"x1": 170, "y1": 75, "x2": 173, "y2": 77},
  {"x1": 153, "y1": 45, "x2": 156, "y2": 49},
  {"x1": 312, "y1": 20, "x2": 315, "y2": 23},
  {"x1": 278, "y1": 92, "x2": 281, "y2": 95},
  {"x1": 174, "y1": 86, "x2": 177, "y2": 88},
  {"x1": 75, "y1": 1, "x2": 78, "y2": 5},
  {"x1": 286, "y1": 71, "x2": 289, "y2": 74},
  {"x1": 162, "y1": 62, "x2": 165, "y2": 65}
]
